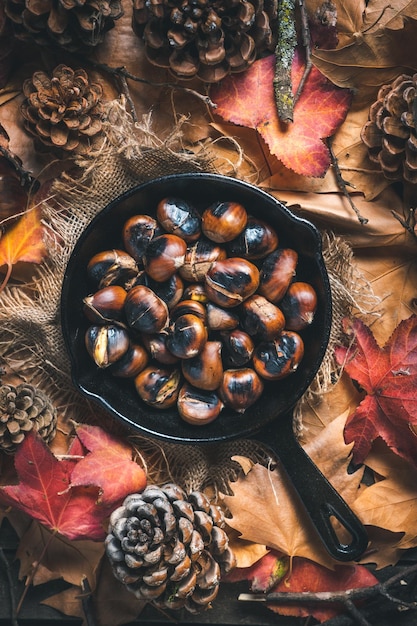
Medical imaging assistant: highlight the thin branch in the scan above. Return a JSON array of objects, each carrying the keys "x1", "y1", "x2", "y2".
[
  {"x1": 326, "y1": 136, "x2": 368, "y2": 225},
  {"x1": 0, "y1": 146, "x2": 39, "y2": 192},
  {"x1": 293, "y1": 0, "x2": 313, "y2": 106},
  {"x1": 273, "y1": 0, "x2": 297, "y2": 122}
]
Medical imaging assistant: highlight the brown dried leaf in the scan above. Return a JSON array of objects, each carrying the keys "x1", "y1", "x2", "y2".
[{"x1": 223, "y1": 413, "x2": 363, "y2": 568}]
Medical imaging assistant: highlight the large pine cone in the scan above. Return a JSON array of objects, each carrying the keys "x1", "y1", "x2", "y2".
[
  {"x1": 20, "y1": 64, "x2": 106, "y2": 157},
  {"x1": 0, "y1": 383, "x2": 57, "y2": 454},
  {"x1": 4, "y1": 0, "x2": 123, "y2": 52},
  {"x1": 105, "y1": 484, "x2": 236, "y2": 612},
  {"x1": 361, "y1": 74, "x2": 417, "y2": 184},
  {"x1": 132, "y1": 0, "x2": 277, "y2": 82}
]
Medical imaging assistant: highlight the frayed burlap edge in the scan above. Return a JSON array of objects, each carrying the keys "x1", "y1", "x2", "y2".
[{"x1": 0, "y1": 100, "x2": 380, "y2": 493}]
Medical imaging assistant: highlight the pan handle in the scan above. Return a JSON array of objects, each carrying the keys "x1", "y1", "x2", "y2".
[{"x1": 255, "y1": 416, "x2": 368, "y2": 562}]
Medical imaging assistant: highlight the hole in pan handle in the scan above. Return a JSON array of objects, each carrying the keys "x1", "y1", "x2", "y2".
[{"x1": 255, "y1": 415, "x2": 368, "y2": 562}]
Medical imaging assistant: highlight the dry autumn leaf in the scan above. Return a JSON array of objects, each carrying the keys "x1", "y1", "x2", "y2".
[
  {"x1": 0, "y1": 206, "x2": 46, "y2": 292},
  {"x1": 336, "y1": 315, "x2": 417, "y2": 467},
  {"x1": 223, "y1": 413, "x2": 363, "y2": 569},
  {"x1": 266, "y1": 557, "x2": 378, "y2": 623},
  {"x1": 210, "y1": 50, "x2": 352, "y2": 177},
  {"x1": 0, "y1": 426, "x2": 147, "y2": 541}
]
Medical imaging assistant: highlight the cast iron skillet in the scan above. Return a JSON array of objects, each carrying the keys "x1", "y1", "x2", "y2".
[{"x1": 60, "y1": 173, "x2": 368, "y2": 562}]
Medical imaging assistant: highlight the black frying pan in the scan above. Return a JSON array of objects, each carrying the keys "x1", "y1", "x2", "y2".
[{"x1": 60, "y1": 173, "x2": 368, "y2": 562}]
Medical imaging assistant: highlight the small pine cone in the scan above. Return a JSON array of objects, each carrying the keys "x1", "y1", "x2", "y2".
[
  {"x1": 4, "y1": 0, "x2": 123, "y2": 52},
  {"x1": 0, "y1": 383, "x2": 57, "y2": 454},
  {"x1": 20, "y1": 64, "x2": 106, "y2": 157},
  {"x1": 105, "y1": 483, "x2": 236, "y2": 613},
  {"x1": 361, "y1": 73, "x2": 417, "y2": 184},
  {"x1": 132, "y1": 0, "x2": 277, "y2": 83}
]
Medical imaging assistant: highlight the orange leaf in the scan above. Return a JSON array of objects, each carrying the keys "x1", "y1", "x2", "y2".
[
  {"x1": 210, "y1": 51, "x2": 352, "y2": 177},
  {"x1": 0, "y1": 206, "x2": 47, "y2": 292}
]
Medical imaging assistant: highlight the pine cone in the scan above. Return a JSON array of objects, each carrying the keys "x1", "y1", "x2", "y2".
[
  {"x1": 105, "y1": 483, "x2": 236, "y2": 612},
  {"x1": 361, "y1": 73, "x2": 417, "y2": 184},
  {"x1": 132, "y1": 0, "x2": 277, "y2": 82},
  {"x1": 4, "y1": 0, "x2": 123, "y2": 52},
  {"x1": 20, "y1": 64, "x2": 106, "y2": 157},
  {"x1": 0, "y1": 383, "x2": 57, "y2": 454}
]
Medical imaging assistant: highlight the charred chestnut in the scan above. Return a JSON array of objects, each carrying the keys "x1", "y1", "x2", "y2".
[
  {"x1": 134, "y1": 366, "x2": 181, "y2": 408},
  {"x1": 258, "y1": 248, "x2": 298, "y2": 303},
  {"x1": 170, "y1": 299, "x2": 207, "y2": 323},
  {"x1": 148, "y1": 273, "x2": 184, "y2": 309},
  {"x1": 182, "y1": 340, "x2": 223, "y2": 390},
  {"x1": 221, "y1": 329, "x2": 254, "y2": 367},
  {"x1": 177, "y1": 383, "x2": 223, "y2": 425},
  {"x1": 206, "y1": 302, "x2": 239, "y2": 331},
  {"x1": 166, "y1": 313, "x2": 208, "y2": 359},
  {"x1": 110, "y1": 343, "x2": 149, "y2": 377},
  {"x1": 218, "y1": 368, "x2": 264, "y2": 413},
  {"x1": 240, "y1": 294, "x2": 285, "y2": 340},
  {"x1": 227, "y1": 217, "x2": 278, "y2": 260},
  {"x1": 205, "y1": 258, "x2": 259, "y2": 308},
  {"x1": 183, "y1": 283, "x2": 209, "y2": 303},
  {"x1": 87, "y1": 249, "x2": 138, "y2": 289},
  {"x1": 179, "y1": 238, "x2": 227, "y2": 282},
  {"x1": 156, "y1": 197, "x2": 201, "y2": 242},
  {"x1": 83, "y1": 285, "x2": 127, "y2": 324},
  {"x1": 253, "y1": 331, "x2": 304, "y2": 380},
  {"x1": 141, "y1": 331, "x2": 179, "y2": 364},
  {"x1": 85, "y1": 324, "x2": 130, "y2": 368},
  {"x1": 201, "y1": 201, "x2": 247, "y2": 243},
  {"x1": 280, "y1": 282, "x2": 317, "y2": 331},
  {"x1": 144, "y1": 234, "x2": 187, "y2": 282},
  {"x1": 123, "y1": 214, "x2": 162, "y2": 262},
  {"x1": 124, "y1": 285, "x2": 169, "y2": 334}
]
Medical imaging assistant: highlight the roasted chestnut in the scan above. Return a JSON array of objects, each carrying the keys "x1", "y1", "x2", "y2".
[
  {"x1": 206, "y1": 303, "x2": 239, "y2": 331},
  {"x1": 258, "y1": 248, "x2": 298, "y2": 303},
  {"x1": 83, "y1": 285, "x2": 127, "y2": 324},
  {"x1": 166, "y1": 313, "x2": 208, "y2": 359},
  {"x1": 170, "y1": 299, "x2": 207, "y2": 323},
  {"x1": 240, "y1": 294, "x2": 285, "y2": 340},
  {"x1": 179, "y1": 238, "x2": 227, "y2": 282},
  {"x1": 205, "y1": 258, "x2": 259, "y2": 308},
  {"x1": 85, "y1": 324, "x2": 130, "y2": 368},
  {"x1": 140, "y1": 331, "x2": 179, "y2": 364},
  {"x1": 201, "y1": 201, "x2": 247, "y2": 243},
  {"x1": 183, "y1": 283, "x2": 209, "y2": 303},
  {"x1": 218, "y1": 368, "x2": 264, "y2": 413},
  {"x1": 279, "y1": 282, "x2": 317, "y2": 331},
  {"x1": 156, "y1": 197, "x2": 201, "y2": 242},
  {"x1": 134, "y1": 366, "x2": 181, "y2": 408},
  {"x1": 148, "y1": 273, "x2": 184, "y2": 309},
  {"x1": 253, "y1": 331, "x2": 304, "y2": 380},
  {"x1": 123, "y1": 214, "x2": 162, "y2": 262},
  {"x1": 87, "y1": 249, "x2": 138, "y2": 289},
  {"x1": 221, "y1": 329, "x2": 254, "y2": 367},
  {"x1": 227, "y1": 217, "x2": 278, "y2": 260},
  {"x1": 110, "y1": 343, "x2": 149, "y2": 377},
  {"x1": 143, "y1": 234, "x2": 187, "y2": 282},
  {"x1": 177, "y1": 383, "x2": 224, "y2": 425},
  {"x1": 124, "y1": 285, "x2": 169, "y2": 334},
  {"x1": 181, "y1": 340, "x2": 223, "y2": 390}
]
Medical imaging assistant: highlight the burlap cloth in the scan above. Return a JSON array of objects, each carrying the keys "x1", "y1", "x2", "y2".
[{"x1": 0, "y1": 100, "x2": 379, "y2": 494}]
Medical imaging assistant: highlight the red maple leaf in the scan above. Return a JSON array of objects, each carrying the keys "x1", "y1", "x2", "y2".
[
  {"x1": 0, "y1": 426, "x2": 147, "y2": 541},
  {"x1": 267, "y1": 557, "x2": 378, "y2": 623},
  {"x1": 210, "y1": 50, "x2": 352, "y2": 177},
  {"x1": 335, "y1": 315, "x2": 417, "y2": 467}
]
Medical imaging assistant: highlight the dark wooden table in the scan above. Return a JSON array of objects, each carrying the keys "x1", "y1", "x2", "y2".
[{"x1": 1, "y1": 518, "x2": 417, "y2": 626}]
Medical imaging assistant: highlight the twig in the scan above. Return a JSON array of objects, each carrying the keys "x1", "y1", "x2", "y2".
[
  {"x1": 0, "y1": 146, "x2": 39, "y2": 192},
  {"x1": 239, "y1": 562, "x2": 417, "y2": 626},
  {"x1": 273, "y1": 0, "x2": 297, "y2": 122},
  {"x1": 0, "y1": 546, "x2": 19, "y2": 626},
  {"x1": 79, "y1": 576, "x2": 97, "y2": 626},
  {"x1": 326, "y1": 136, "x2": 368, "y2": 225},
  {"x1": 293, "y1": 0, "x2": 313, "y2": 106}
]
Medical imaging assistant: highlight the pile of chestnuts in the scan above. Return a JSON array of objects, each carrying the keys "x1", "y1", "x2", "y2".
[{"x1": 82, "y1": 197, "x2": 317, "y2": 426}]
